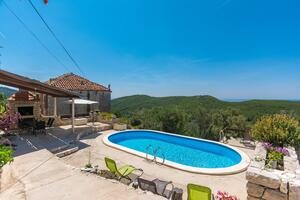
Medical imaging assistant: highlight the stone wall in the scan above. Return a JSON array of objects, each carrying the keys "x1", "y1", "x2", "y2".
[
  {"x1": 8, "y1": 100, "x2": 41, "y2": 120},
  {"x1": 246, "y1": 143, "x2": 300, "y2": 200},
  {"x1": 43, "y1": 91, "x2": 111, "y2": 117}
]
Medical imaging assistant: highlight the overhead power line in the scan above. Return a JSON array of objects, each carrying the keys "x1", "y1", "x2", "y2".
[
  {"x1": 2, "y1": 1, "x2": 71, "y2": 72},
  {"x1": 27, "y1": 0, "x2": 85, "y2": 76}
]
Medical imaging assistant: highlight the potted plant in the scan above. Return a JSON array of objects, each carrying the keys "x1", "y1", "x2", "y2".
[
  {"x1": 267, "y1": 150, "x2": 282, "y2": 169},
  {"x1": 262, "y1": 142, "x2": 288, "y2": 170}
]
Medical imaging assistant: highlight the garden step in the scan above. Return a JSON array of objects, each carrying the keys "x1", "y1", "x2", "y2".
[{"x1": 54, "y1": 145, "x2": 79, "y2": 158}]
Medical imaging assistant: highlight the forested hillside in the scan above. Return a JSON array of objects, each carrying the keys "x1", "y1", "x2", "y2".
[
  {"x1": 0, "y1": 87, "x2": 17, "y2": 97},
  {"x1": 111, "y1": 95, "x2": 300, "y2": 140},
  {"x1": 112, "y1": 95, "x2": 300, "y2": 121}
]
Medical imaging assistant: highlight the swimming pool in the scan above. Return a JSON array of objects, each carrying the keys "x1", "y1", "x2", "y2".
[{"x1": 103, "y1": 130, "x2": 250, "y2": 174}]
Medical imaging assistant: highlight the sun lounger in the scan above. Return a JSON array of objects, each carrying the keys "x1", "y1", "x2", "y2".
[
  {"x1": 187, "y1": 184, "x2": 212, "y2": 200},
  {"x1": 104, "y1": 157, "x2": 143, "y2": 181}
]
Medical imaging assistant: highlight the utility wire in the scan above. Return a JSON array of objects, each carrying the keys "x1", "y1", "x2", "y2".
[
  {"x1": 2, "y1": 1, "x2": 71, "y2": 72},
  {"x1": 27, "y1": 0, "x2": 85, "y2": 76}
]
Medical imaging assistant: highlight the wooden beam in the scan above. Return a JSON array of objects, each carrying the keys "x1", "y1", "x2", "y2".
[{"x1": 0, "y1": 70, "x2": 79, "y2": 97}]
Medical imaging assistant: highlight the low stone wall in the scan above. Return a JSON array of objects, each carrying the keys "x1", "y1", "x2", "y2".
[
  {"x1": 246, "y1": 143, "x2": 300, "y2": 200},
  {"x1": 113, "y1": 123, "x2": 127, "y2": 131}
]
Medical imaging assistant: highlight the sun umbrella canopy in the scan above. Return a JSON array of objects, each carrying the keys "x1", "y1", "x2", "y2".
[{"x1": 65, "y1": 99, "x2": 98, "y2": 105}]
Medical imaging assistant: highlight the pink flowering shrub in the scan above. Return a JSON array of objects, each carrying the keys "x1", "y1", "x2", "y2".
[
  {"x1": 0, "y1": 110, "x2": 21, "y2": 131},
  {"x1": 262, "y1": 142, "x2": 289, "y2": 156},
  {"x1": 215, "y1": 191, "x2": 239, "y2": 200}
]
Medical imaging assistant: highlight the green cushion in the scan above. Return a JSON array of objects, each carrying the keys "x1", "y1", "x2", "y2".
[
  {"x1": 187, "y1": 184, "x2": 211, "y2": 200},
  {"x1": 105, "y1": 157, "x2": 118, "y2": 174},
  {"x1": 118, "y1": 165, "x2": 136, "y2": 176},
  {"x1": 105, "y1": 157, "x2": 136, "y2": 177}
]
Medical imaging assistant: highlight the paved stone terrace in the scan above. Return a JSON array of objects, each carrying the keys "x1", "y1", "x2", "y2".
[
  {"x1": 63, "y1": 130, "x2": 255, "y2": 200},
  {"x1": 0, "y1": 127, "x2": 255, "y2": 200}
]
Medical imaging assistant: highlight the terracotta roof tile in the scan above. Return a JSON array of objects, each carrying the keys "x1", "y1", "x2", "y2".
[
  {"x1": 8, "y1": 91, "x2": 38, "y2": 101},
  {"x1": 46, "y1": 73, "x2": 111, "y2": 92}
]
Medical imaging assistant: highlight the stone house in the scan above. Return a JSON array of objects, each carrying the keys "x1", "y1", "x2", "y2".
[{"x1": 43, "y1": 73, "x2": 111, "y2": 117}]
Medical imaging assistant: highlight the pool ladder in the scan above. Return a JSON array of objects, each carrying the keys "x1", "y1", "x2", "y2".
[{"x1": 145, "y1": 144, "x2": 165, "y2": 165}]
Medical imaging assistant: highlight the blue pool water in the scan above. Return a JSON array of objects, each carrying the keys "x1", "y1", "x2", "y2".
[{"x1": 108, "y1": 130, "x2": 242, "y2": 168}]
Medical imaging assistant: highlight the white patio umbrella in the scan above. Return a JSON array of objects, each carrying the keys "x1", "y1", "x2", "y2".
[
  {"x1": 64, "y1": 99, "x2": 99, "y2": 134},
  {"x1": 65, "y1": 99, "x2": 99, "y2": 105}
]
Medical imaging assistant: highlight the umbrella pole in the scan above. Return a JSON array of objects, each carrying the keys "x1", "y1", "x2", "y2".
[{"x1": 54, "y1": 97, "x2": 57, "y2": 117}]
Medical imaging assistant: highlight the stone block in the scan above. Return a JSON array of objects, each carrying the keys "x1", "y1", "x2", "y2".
[
  {"x1": 280, "y1": 178, "x2": 288, "y2": 194},
  {"x1": 253, "y1": 143, "x2": 267, "y2": 162},
  {"x1": 113, "y1": 123, "x2": 127, "y2": 131},
  {"x1": 246, "y1": 167, "x2": 281, "y2": 189},
  {"x1": 251, "y1": 160, "x2": 265, "y2": 169},
  {"x1": 284, "y1": 156, "x2": 299, "y2": 172},
  {"x1": 287, "y1": 147, "x2": 297, "y2": 158},
  {"x1": 74, "y1": 118, "x2": 88, "y2": 126},
  {"x1": 247, "y1": 182, "x2": 265, "y2": 198},
  {"x1": 247, "y1": 195, "x2": 260, "y2": 200},
  {"x1": 289, "y1": 179, "x2": 300, "y2": 200},
  {"x1": 262, "y1": 189, "x2": 287, "y2": 200}
]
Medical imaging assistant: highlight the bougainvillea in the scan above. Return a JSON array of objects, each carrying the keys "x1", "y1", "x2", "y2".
[
  {"x1": 0, "y1": 110, "x2": 21, "y2": 131},
  {"x1": 215, "y1": 191, "x2": 239, "y2": 200}
]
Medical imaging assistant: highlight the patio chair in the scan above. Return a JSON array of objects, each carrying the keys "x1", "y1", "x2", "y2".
[
  {"x1": 137, "y1": 177, "x2": 157, "y2": 194},
  {"x1": 153, "y1": 178, "x2": 174, "y2": 199},
  {"x1": 33, "y1": 120, "x2": 46, "y2": 135},
  {"x1": 18, "y1": 118, "x2": 35, "y2": 134},
  {"x1": 138, "y1": 178, "x2": 183, "y2": 200},
  {"x1": 104, "y1": 157, "x2": 143, "y2": 181},
  {"x1": 33, "y1": 118, "x2": 55, "y2": 135},
  {"x1": 187, "y1": 184, "x2": 212, "y2": 200},
  {"x1": 47, "y1": 118, "x2": 55, "y2": 128}
]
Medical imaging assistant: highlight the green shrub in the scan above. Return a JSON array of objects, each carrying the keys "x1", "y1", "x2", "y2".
[
  {"x1": 0, "y1": 145, "x2": 14, "y2": 168},
  {"x1": 0, "y1": 104, "x2": 5, "y2": 116},
  {"x1": 130, "y1": 118, "x2": 142, "y2": 127},
  {"x1": 118, "y1": 117, "x2": 129, "y2": 125},
  {"x1": 98, "y1": 112, "x2": 115, "y2": 121},
  {"x1": 0, "y1": 93, "x2": 6, "y2": 116},
  {"x1": 251, "y1": 114, "x2": 300, "y2": 147}
]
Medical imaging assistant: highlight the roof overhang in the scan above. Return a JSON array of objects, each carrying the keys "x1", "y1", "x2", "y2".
[{"x1": 0, "y1": 69, "x2": 79, "y2": 98}]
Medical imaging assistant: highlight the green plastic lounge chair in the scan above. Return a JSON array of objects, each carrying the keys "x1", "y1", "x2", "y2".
[
  {"x1": 104, "y1": 157, "x2": 143, "y2": 180},
  {"x1": 187, "y1": 184, "x2": 212, "y2": 200}
]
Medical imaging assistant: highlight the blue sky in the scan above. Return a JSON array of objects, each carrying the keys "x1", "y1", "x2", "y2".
[{"x1": 1, "y1": 0, "x2": 300, "y2": 99}]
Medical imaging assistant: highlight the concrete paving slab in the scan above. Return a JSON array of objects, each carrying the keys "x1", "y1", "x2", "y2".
[{"x1": 0, "y1": 149, "x2": 165, "y2": 200}]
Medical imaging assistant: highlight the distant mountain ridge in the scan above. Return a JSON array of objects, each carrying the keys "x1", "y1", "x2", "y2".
[
  {"x1": 0, "y1": 87, "x2": 17, "y2": 97},
  {"x1": 112, "y1": 95, "x2": 300, "y2": 121}
]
